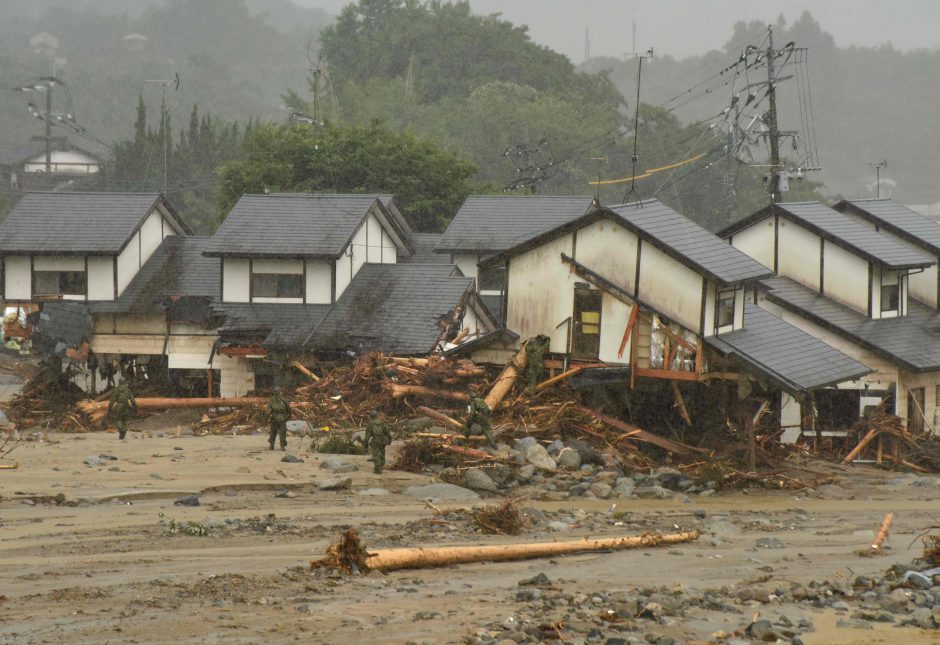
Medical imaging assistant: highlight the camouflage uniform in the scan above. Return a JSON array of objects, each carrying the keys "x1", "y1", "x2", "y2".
[
  {"x1": 108, "y1": 383, "x2": 137, "y2": 440},
  {"x1": 466, "y1": 396, "x2": 496, "y2": 447},
  {"x1": 524, "y1": 335, "x2": 550, "y2": 394},
  {"x1": 268, "y1": 393, "x2": 291, "y2": 450},
  {"x1": 364, "y1": 413, "x2": 392, "y2": 474}
]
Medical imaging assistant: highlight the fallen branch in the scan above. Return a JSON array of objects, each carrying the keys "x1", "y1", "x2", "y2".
[
  {"x1": 871, "y1": 512, "x2": 894, "y2": 553},
  {"x1": 485, "y1": 343, "x2": 528, "y2": 409},
  {"x1": 313, "y1": 529, "x2": 700, "y2": 573},
  {"x1": 842, "y1": 428, "x2": 879, "y2": 464},
  {"x1": 535, "y1": 366, "x2": 586, "y2": 393},
  {"x1": 292, "y1": 361, "x2": 320, "y2": 382},
  {"x1": 415, "y1": 405, "x2": 467, "y2": 431},
  {"x1": 576, "y1": 405, "x2": 707, "y2": 456}
]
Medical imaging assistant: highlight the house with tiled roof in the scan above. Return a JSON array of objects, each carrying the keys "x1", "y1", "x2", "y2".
[{"x1": 721, "y1": 200, "x2": 940, "y2": 434}]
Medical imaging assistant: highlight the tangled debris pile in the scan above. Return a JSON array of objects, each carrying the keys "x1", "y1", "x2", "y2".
[{"x1": 0, "y1": 358, "x2": 84, "y2": 430}]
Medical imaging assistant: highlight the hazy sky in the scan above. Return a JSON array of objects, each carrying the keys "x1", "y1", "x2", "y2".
[{"x1": 296, "y1": 0, "x2": 940, "y2": 62}]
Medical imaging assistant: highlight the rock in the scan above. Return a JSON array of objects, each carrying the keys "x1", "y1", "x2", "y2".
[
  {"x1": 357, "y1": 488, "x2": 390, "y2": 496},
  {"x1": 403, "y1": 483, "x2": 480, "y2": 502},
  {"x1": 83, "y1": 455, "x2": 105, "y2": 467},
  {"x1": 706, "y1": 517, "x2": 742, "y2": 538},
  {"x1": 286, "y1": 420, "x2": 310, "y2": 436},
  {"x1": 516, "y1": 588, "x2": 543, "y2": 601},
  {"x1": 525, "y1": 444, "x2": 556, "y2": 471},
  {"x1": 546, "y1": 439, "x2": 565, "y2": 454},
  {"x1": 201, "y1": 516, "x2": 226, "y2": 530},
  {"x1": 546, "y1": 520, "x2": 571, "y2": 531},
  {"x1": 880, "y1": 588, "x2": 911, "y2": 613},
  {"x1": 281, "y1": 454, "x2": 304, "y2": 463},
  {"x1": 174, "y1": 494, "x2": 200, "y2": 507},
  {"x1": 634, "y1": 486, "x2": 672, "y2": 500},
  {"x1": 589, "y1": 482, "x2": 613, "y2": 499},
  {"x1": 612, "y1": 478, "x2": 635, "y2": 498},
  {"x1": 275, "y1": 489, "x2": 296, "y2": 498},
  {"x1": 518, "y1": 572, "x2": 551, "y2": 587},
  {"x1": 98, "y1": 454, "x2": 118, "y2": 461},
  {"x1": 318, "y1": 477, "x2": 352, "y2": 491},
  {"x1": 21, "y1": 499, "x2": 35, "y2": 506},
  {"x1": 318, "y1": 457, "x2": 358, "y2": 473},
  {"x1": 463, "y1": 467, "x2": 499, "y2": 492},
  {"x1": 835, "y1": 619, "x2": 873, "y2": 630},
  {"x1": 658, "y1": 473, "x2": 694, "y2": 491},
  {"x1": 514, "y1": 436, "x2": 539, "y2": 451},
  {"x1": 556, "y1": 447, "x2": 582, "y2": 470},
  {"x1": 908, "y1": 607, "x2": 936, "y2": 630},
  {"x1": 693, "y1": 508, "x2": 707, "y2": 519},
  {"x1": 755, "y1": 537, "x2": 786, "y2": 549},
  {"x1": 516, "y1": 464, "x2": 536, "y2": 482},
  {"x1": 746, "y1": 619, "x2": 778, "y2": 641},
  {"x1": 568, "y1": 439, "x2": 604, "y2": 465}
]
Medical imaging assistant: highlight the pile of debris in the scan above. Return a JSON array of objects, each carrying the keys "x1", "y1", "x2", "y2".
[{"x1": 0, "y1": 358, "x2": 85, "y2": 431}]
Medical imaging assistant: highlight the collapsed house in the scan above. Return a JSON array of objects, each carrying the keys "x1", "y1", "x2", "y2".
[
  {"x1": 0, "y1": 191, "x2": 493, "y2": 396},
  {"x1": 722, "y1": 200, "x2": 940, "y2": 434},
  {"x1": 451, "y1": 197, "x2": 870, "y2": 432}
]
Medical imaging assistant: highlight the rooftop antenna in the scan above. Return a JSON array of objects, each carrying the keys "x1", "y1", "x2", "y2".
[
  {"x1": 866, "y1": 160, "x2": 888, "y2": 198},
  {"x1": 144, "y1": 72, "x2": 180, "y2": 195},
  {"x1": 623, "y1": 47, "x2": 653, "y2": 206},
  {"x1": 590, "y1": 156, "x2": 608, "y2": 200}
]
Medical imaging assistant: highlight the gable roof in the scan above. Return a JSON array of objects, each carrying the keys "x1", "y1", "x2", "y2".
[
  {"x1": 436, "y1": 195, "x2": 595, "y2": 254},
  {"x1": 203, "y1": 193, "x2": 404, "y2": 258},
  {"x1": 487, "y1": 199, "x2": 772, "y2": 286},
  {"x1": 0, "y1": 192, "x2": 188, "y2": 254},
  {"x1": 834, "y1": 198, "x2": 940, "y2": 257},
  {"x1": 215, "y1": 302, "x2": 331, "y2": 350},
  {"x1": 761, "y1": 275, "x2": 940, "y2": 372},
  {"x1": 88, "y1": 236, "x2": 219, "y2": 315},
  {"x1": 402, "y1": 233, "x2": 450, "y2": 264},
  {"x1": 306, "y1": 263, "x2": 476, "y2": 355},
  {"x1": 721, "y1": 202, "x2": 934, "y2": 270},
  {"x1": 0, "y1": 136, "x2": 104, "y2": 167},
  {"x1": 704, "y1": 303, "x2": 871, "y2": 393}
]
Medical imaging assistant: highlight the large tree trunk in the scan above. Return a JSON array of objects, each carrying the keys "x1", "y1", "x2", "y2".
[{"x1": 485, "y1": 343, "x2": 528, "y2": 409}]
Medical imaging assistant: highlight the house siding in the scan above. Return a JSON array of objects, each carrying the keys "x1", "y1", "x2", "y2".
[
  {"x1": 306, "y1": 261, "x2": 331, "y2": 304},
  {"x1": 87, "y1": 256, "x2": 114, "y2": 300},
  {"x1": 822, "y1": 241, "x2": 869, "y2": 313},
  {"x1": 730, "y1": 216, "x2": 775, "y2": 269},
  {"x1": 637, "y1": 242, "x2": 702, "y2": 332},
  {"x1": 4, "y1": 255, "x2": 30, "y2": 300},
  {"x1": 222, "y1": 258, "x2": 250, "y2": 303},
  {"x1": 910, "y1": 263, "x2": 938, "y2": 308},
  {"x1": 573, "y1": 219, "x2": 638, "y2": 293},
  {"x1": 777, "y1": 220, "x2": 821, "y2": 290}
]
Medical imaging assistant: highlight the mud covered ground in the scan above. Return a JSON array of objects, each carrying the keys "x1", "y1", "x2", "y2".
[{"x1": 3, "y1": 419, "x2": 940, "y2": 644}]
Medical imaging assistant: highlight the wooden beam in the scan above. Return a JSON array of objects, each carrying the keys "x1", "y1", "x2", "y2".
[
  {"x1": 485, "y1": 343, "x2": 528, "y2": 409},
  {"x1": 575, "y1": 405, "x2": 708, "y2": 455},
  {"x1": 671, "y1": 381, "x2": 692, "y2": 426},
  {"x1": 389, "y1": 384, "x2": 469, "y2": 402},
  {"x1": 658, "y1": 324, "x2": 697, "y2": 353},
  {"x1": 694, "y1": 338, "x2": 703, "y2": 375},
  {"x1": 292, "y1": 361, "x2": 320, "y2": 382},
  {"x1": 700, "y1": 371, "x2": 740, "y2": 381},
  {"x1": 535, "y1": 365, "x2": 586, "y2": 392},
  {"x1": 634, "y1": 367, "x2": 699, "y2": 382},
  {"x1": 415, "y1": 405, "x2": 467, "y2": 431},
  {"x1": 617, "y1": 304, "x2": 640, "y2": 359},
  {"x1": 842, "y1": 428, "x2": 879, "y2": 464}
]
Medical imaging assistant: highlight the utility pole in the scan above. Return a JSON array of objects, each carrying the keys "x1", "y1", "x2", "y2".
[
  {"x1": 144, "y1": 73, "x2": 180, "y2": 195},
  {"x1": 766, "y1": 25, "x2": 781, "y2": 203},
  {"x1": 44, "y1": 80, "x2": 53, "y2": 173}
]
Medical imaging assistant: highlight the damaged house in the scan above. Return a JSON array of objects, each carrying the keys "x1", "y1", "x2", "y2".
[
  {"x1": 722, "y1": 200, "x2": 940, "y2": 434},
  {"x1": 465, "y1": 197, "x2": 870, "y2": 429},
  {"x1": 0, "y1": 191, "x2": 493, "y2": 397}
]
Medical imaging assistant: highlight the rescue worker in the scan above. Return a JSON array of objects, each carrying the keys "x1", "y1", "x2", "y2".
[
  {"x1": 466, "y1": 395, "x2": 496, "y2": 447},
  {"x1": 108, "y1": 381, "x2": 138, "y2": 440},
  {"x1": 524, "y1": 335, "x2": 550, "y2": 394},
  {"x1": 267, "y1": 388, "x2": 291, "y2": 451},
  {"x1": 364, "y1": 410, "x2": 392, "y2": 474}
]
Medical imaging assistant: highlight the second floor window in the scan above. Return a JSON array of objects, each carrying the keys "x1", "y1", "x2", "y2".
[
  {"x1": 252, "y1": 273, "x2": 303, "y2": 299},
  {"x1": 716, "y1": 289, "x2": 735, "y2": 330},
  {"x1": 34, "y1": 270, "x2": 86, "y2": 296},
  {"x1": 881, "y1": 281, "x2": 899, "y2": 313}
]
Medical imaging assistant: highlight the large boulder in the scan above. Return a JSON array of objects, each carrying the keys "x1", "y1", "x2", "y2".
[
  {"x1": 556, "y1": 447, "x2": 582, "y2": 470},
  {"x1": 525, "y1": 444, "x2": 556, "y2": 471},
  {"x1": 463, "y1": 467, "x2": 499, "y2": 493},
  {"x1": 403, "y1": 483, "x2": 480, "y2": 502},
  {"x1": 567, "y1": 440, "x2": 604, "y2": 465}
]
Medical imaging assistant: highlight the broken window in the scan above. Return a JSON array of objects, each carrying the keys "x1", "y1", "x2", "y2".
[
  {"x1": 33, "y1": 270, "x2": 87, "y2": 297},
  {"x1": 880, "y1": 281, "x2": 899, "y2": 313},
  {"x1": 716, "y1": 289, "x2": 735, "y2": 329},
  {"x1": 251, "y1": 273, "x2": 303, "y2": 299},
  {"x1": 478, "y1": 264, "x2": 506, "y2": 292}
]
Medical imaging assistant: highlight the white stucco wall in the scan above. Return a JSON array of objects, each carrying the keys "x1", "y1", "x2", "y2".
[
  {"x1": 116, "y1": 233, "x2": 140, "y2": 296},
  {"x1": 381, "y1": 228, "x2": 397, "y2": 264},
  {"x1": 598, "y1": 295, "x2": 634, "y2": 363},
  {"x1": 777, "y1": 219, "x2": 821, "y2": 290},
  {"x1": 366, "y1": 213, "x2": 383, "y2": 263},
  {"x1": 4, "y1": 256, "x2": 31, "y2": 300},
  {"x1": 454, "y1": 254, "x2": 480, "y2": 283},
  {"x1": 306, "y1": 261, "x2": 332, "y2": 304},
  {"x1": 87, "y1": 256, "x2": 114, "y2": 300},
  {"x1": 222, "y1": 258, "x2": 250, "y2": 303},
  {"x1": 24, "y1": 149, "x2": 101, "y2": 174},
  {"x1": 574, "y1": 218, "x2": 639, "y2": 293},
  {"x1": 822, "y1": 241, "x2": 869, "y2": 313},
  {"x1": 335, "y1": 249, "x2": 352, "y2": 299},
  {"x1": 702, "y1": 283, "x2": 716, "y2": 337},
  {"x1": 910, "y1": 263, "x2": 938, "y2": 308},
  {"x1": 637, "y1": 242, "x2": 703, "y2": 332},
  {"x1": 730, "y1": 216, "x2": 775, "y2": 270}
]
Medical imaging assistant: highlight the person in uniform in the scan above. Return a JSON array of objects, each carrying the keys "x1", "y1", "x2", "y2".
[
  {"x1": 524, "y1": 335, "x2": 550, "y2": 394},
  {"x1": 108, "y1": 381, "x2": 138, "y2": 440},
  {"x1": 364, "y1": 410, "x2": 392, "y2": 474},
  {"x1": 267, "y1": 388, "x2": 291, "y2": 451},
  {"x1": 465, "y1": 395, "x2": 496, "y2": 447}
]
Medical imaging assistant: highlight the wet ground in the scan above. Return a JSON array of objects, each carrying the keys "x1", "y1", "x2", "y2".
[{"x1": 2, "y1": 423, "x2": 939, "y2": 644}]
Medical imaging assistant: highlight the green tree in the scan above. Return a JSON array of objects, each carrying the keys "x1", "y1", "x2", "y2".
[{"x1": 216, "y1": 120, "x2": 478, "y2": 231}]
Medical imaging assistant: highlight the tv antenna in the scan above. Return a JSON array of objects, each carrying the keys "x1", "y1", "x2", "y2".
[
  {"x1": 866, "y1": 160, "x2": 888, "y2": 198},
  {"x1": 622, "y1": 48, "x2": 653, "y2": 206},
  {"x1": 145, "y1": 72, "x2": 180, "y2": 194}
]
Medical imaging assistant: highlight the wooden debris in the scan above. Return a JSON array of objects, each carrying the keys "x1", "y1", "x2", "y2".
[
  {"x1": 388, "y1": 384, "x2": 468, "y2": 402},
  {"x1": 871, "y1": 512, "x2": 894, "y2": 553},
  {"x1": 416, "y1": 405, "x2": 468, "y2": 431},
  {"x1": 485, "y1": 343, "x2": 528, "y2": 409},
  {"x1": 576, "y1": 405, "x2": 707, "y2": 456},
  {"x1": 292, "y1": 361, "x2": 320, "y2": 382},
  {"x1": 842, "y1": 427, "x2": 879, "y2": 464}
]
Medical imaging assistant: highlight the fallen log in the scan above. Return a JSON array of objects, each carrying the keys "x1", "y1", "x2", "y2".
[
  {"x1": 416, "y1": 405, "x2": 468, "y2": 431},
  {"x1": 389, "y1": 384, "x2": 469, "y2": 402},
  {"x1": 871, "y1": 512, "x2": 894, "y2": 553},
  {"x1": 576, "y1": 405, "x2": 707, "y2": 456},
  {"x1": 414, "y1": 432, "x2": 484, "y2": 442},
  {"x1": 388, "y1": 357, "x2": 430, "y2": 366},
  {"x1": 292, "y1": 361, "x2": 320, "y2": 382},
  {"x1": 842, "y1": 428, "x2": 879, "y2": 464},
  {"x1": 434, "y1": 443, "x2": 499, "y2": 461},
  {"x1": 78, "y1": 396, "x2": 267, "y2": 415},
  {"x1": 452, "y1": 328, "x2": 471, "y2": 345},
  {"x1": 484, "y1": 342, "x2": 528, "y2": 410},
  {"x1": 362, "y1": 530, "x2": 700, "y2": 572},
  {"x1": 535, "y1": 365, "x2": 586, "y2": 393}
]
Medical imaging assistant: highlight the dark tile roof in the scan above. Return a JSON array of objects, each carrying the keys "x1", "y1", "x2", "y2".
[
  {"x1": 32, "y1": 301, "x2": 94, "y2": 353},
  {"x1": 307, "y1": 263, "x2": 474, "y2": 356},
  {"x1": 835, "y1": 198, "x2": 940, "y2": 257},
  {"x1": 602, "y1": 200, "x2": 773, "y2": 285},
  {"x1": 402, "y1": 233, "x2": 450, "y2": 264},
  {"x1": 0, "y1": 192, "x2": 168, "y2": 254},
  {"x1": 215, "y1": 302, "x2": 331, "y2": 350},
  {"x1": 444, "y1": 328, "x2": 519, "y2": 358},
  {"x1": 203, "y1": 193, "x2": 391, "y2": 258},
  {"x1": 88, "y1": 236, "x2": 219, "y2": 315},
  {"x1": 436, "y1": 195, "x2": 595, "y2": 253},
  {"x1": 705, "y1": 303, "x2": 871, "y2": 393},
  {"x1": 480, "y1": 293, "x2": 503, "y2": 325},
  {"x1": 761, "y1": 275, "x2": 940, "y2": 372}
]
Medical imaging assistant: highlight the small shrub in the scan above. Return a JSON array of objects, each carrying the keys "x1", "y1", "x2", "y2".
[
  {"x1": 309, "y1": 430, "x2": 363, "y2": 455},
  {"x1": 159, "y1": 512, "x2": 208, "y2": 537}
]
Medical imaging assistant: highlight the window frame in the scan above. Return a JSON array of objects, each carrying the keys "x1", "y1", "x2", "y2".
[
  {"x1": 33, "y1": 269, "x2": 87, "y2": 297},
  {"x1": 716, "y1": 289, "x2": 736, "y2": 331},
  {"x1": 250, "y1": 272, "x2": 303, "y2": 300}
]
